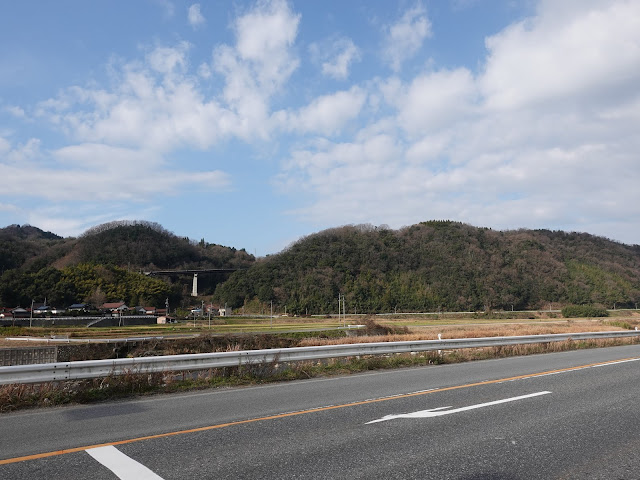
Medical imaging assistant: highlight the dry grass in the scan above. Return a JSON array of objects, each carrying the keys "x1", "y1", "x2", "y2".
[
  {"x1": 298, "y1": 319, "x2": 638, "y2": 347},
  {"x1": 0, "y1": 370, "x2": 169, "y2": 413}
]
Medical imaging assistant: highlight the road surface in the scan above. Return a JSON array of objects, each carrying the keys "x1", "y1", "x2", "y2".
[{"x1": 2, "y1": 345, "x2": 640, "y2": 478}]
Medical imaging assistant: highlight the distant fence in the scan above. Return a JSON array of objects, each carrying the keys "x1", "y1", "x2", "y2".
[
  {"x1": 0, "y1": 346, "x2": 57, "y2": 367},
  {"x1": 0, "y1": 315, "x2": 158, "y2": 328}
]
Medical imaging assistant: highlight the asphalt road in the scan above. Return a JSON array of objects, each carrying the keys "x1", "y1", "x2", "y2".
[{"x1": 2, "y1": 345, "x2": 640, "y2": 479}]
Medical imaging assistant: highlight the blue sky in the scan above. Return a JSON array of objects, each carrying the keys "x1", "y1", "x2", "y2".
[{"x1": 1, "y1": 1, "x2": 639, "y2": 256}]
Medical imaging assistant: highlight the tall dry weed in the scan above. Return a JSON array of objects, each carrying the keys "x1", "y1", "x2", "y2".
[{"x1": 298, "y1": 320, "x2": 635, "y2": 347}]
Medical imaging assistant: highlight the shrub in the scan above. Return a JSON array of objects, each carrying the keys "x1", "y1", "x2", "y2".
[{"x1": 561, "y1": 304, "x2": 609, "y2": 318}]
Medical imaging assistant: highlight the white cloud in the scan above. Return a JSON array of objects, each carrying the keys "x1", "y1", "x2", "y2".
[
  {"x1": 147, "y1": 42, "x2": 190, "y2": 74},
  {"x1": 276, "y1": 87, "x2": 366, "y2": 136},
  {"x1": 480, "y1": 0, "x2": 640, "y2": 111},
  {"x1": 197, "y1": 62, "x2": 212, "y2": 79},
  {"x1": 382, "y1": 3, "x2": 432, "y2": 72},
  {"x1": 188, "y1": 4, "x2": 206, "y2": 29},
  {"x1": 279, "y1": 132, "x2": 407, "y2": 225},
  {"x1": 36, "y1": 44, "x2": 230, "y2": 152},
  {"x1": 154, "y1": 0, "x2": 175, "y2": 18},
  {"x1": 310, "y1": 37, "x2": 361, "y2": 80},
  {"x1": 0, "y1": 136, "x2": 229, "y2": 206},
  {"x1": 0, "y1": 136, "x2": 10, "y2": 154},
  {"x1": 277, "y1": 0, "x2": 640, "y2": 244},
  {"x1": 206, "y1": 0, "x2": 302, "y2": 140},
  {"x1": 25, "y1": 205, "x2": 161, "y2": 238},
  {"x1": 232, "y1": 0, "x2": 300, "y2": 93},
  {"x1": 7, "y1": 0, "x2": 640, "y2": 248},
  {"x1": 34, "y1": 1, "x2": 302, "y2": 150},
  {"x1": 4, "y1": 105, "x2": 26, "y2": 118},
  {"x1": 0, "y1": 202, "x2": 18, "y2": 212},
  {"x1": 393, "y1": 68, "x2": 477, "y2": 136},
  {"x1": 3, "y1": 137, "x2": 41, "y2": 165},
  {"x1": 406, "y1": 132, "x2": 451, "y2": 164}
]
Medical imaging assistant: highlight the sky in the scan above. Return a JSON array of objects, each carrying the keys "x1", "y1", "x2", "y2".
[{"x1": 1, "y1": 0, "x2": 639, "y2": 256}]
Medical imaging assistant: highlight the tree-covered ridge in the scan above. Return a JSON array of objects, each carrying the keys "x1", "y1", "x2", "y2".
[
  {"x1": 69, "y1": 221, "x2": 254, "y2": 270},
  {"x1": 0, "y1": 264, "x2": 177, "y2": 308},
  {"x1": 3, "y1": 221, "x2": 640, "y2": 313},
  {"x1": 0, "y1": 221, "x2": 255, "y2": 307},
  {"x1": 0, "y1": 224, "x2": 67, "y2": 273},
  {"x1": 0, "y1": 222, "x2": 255, "y2": 273},
  {"x1": 213, "y1": 222, "x2": 640, "y2": 314}
]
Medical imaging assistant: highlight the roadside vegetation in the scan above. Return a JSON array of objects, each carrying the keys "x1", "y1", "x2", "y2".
[{"x1": 2, "y1": 314, "x2": 640, "y2": 412}]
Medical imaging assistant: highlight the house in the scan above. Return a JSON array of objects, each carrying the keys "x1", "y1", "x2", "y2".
[
  {"x1": 11, "y1": 307, "x2": 29, "y2": 318},
  {"x1": 157, "y1": 316, "x2": 176, "y2": 324},
  {"x1": 34, "y1": 305, "x2": 51, "y2": 315},
  {"x1": 100, "y1": 302, "x2": 129, "y2": 314},
  {"x1": 68, "y1": 303, "x2": 94, "y2": 313}
]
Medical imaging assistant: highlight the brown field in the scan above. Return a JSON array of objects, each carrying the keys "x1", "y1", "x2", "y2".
[
  {"x1": 2, "y1": 313, "x2": 639, "y2": 349},
  {"x1": 299, "y1": 317, "x2": 639, "y2": 346}
]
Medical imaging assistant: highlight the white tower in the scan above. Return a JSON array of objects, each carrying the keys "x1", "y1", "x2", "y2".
[{"x1": 191, "y1": 273, "x2": 198, "y2": 297}]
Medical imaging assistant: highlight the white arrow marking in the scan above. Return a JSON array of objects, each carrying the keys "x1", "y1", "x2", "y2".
[
  {"x1": 367, "y1": 391, "x2": 551, "y2": 424},
  {"x1": 86, "y1": 445, "x2": 164, "y2": 479}
]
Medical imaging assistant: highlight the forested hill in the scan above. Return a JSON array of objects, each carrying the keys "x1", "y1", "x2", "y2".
[
  {"x1": 0, "y1": 224, "x2": 66, "y2": 273},
  {"x1": 4, "y1": 220, "x2": 640, "y2": 313},
  {"x1": 66, "y1": 221, "x2": 254, "y2": 271},
  {"x1": 0, "y1": 221, "x2": 254, "y2": 273},
  {"x1": 0, "y1": 221, "x2": 255, "y2": 308},
  {"x1": 213, "y1": 221, "x2": 640, "y2": 314}
]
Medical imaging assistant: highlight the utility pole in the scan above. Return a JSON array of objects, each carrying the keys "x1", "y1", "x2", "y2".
[
  {"x1": 30, "y1": 299, "x2": 34, "y2": 328},
  {"x1": 270, "y1": 300, "x2": 273, "y2": 328},
  {"x1": 343, "y1": 295, "x2": 346, "y2": 328}
]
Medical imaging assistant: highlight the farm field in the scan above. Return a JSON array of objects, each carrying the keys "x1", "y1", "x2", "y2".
[{"x1": 1, "y1": 310, "x2": 639, "y2": 347}]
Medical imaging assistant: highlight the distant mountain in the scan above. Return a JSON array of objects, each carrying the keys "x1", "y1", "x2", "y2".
[
  {"x1": 4, "y1": 220, "x2": 640, "y2": 314},
  {"x1": 212, "y1": 221, "x2": 640, "y2": 314},
  {"x1": 0, "y1": 221, "x2": 255, "y2": 308},
  {"x1": 0, "y1": 224, "x2": 61, "y2": 241},
  {"x1": 0, "y1": 221, "x2": 254, "y2": 273},
  {"x1": 60, "y1": 220, "x2": 254, "y2": 271},
  {"x1": 0, "y1": 224, "x2": 67, "y2": 273}
]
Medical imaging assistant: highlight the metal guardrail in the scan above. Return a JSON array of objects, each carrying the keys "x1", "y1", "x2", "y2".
[{"x1": 0, "y1": 330, "x2": 638, "y2": 385}]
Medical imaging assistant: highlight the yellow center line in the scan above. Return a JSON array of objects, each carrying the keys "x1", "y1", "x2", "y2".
[{"x1": 1, "y1": 356, "x2": 638, "y2": 466}]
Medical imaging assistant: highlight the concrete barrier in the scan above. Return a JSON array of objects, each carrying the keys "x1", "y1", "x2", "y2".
[{"x1": 0, "y1": 346, "x2": 57, "y2": 366}]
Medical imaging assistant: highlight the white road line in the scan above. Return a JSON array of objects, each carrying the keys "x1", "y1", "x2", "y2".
[
  {"x1": 367, "y1": 391, "x2": 552, "y2": 424},
  {"x1": 85, "y1": 445, "x2": 164, "y2": 480}
]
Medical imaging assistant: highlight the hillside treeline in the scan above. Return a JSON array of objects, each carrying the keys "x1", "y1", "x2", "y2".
[
  {"x1": 75, "y1": 220, "x2": 254, "y2": 271},
  {"x1": 212, "y1": 221, "x2": 640, "y2": 314},
  {"x1": 0, "y1": 224, "x2": 67, "y2": 273},
  {"x1": 0, "y1": 264, "x2": 177, "y2": 308},
  {"x1": 0, "y1": 222, "x2": 255, "y2": 307}
]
